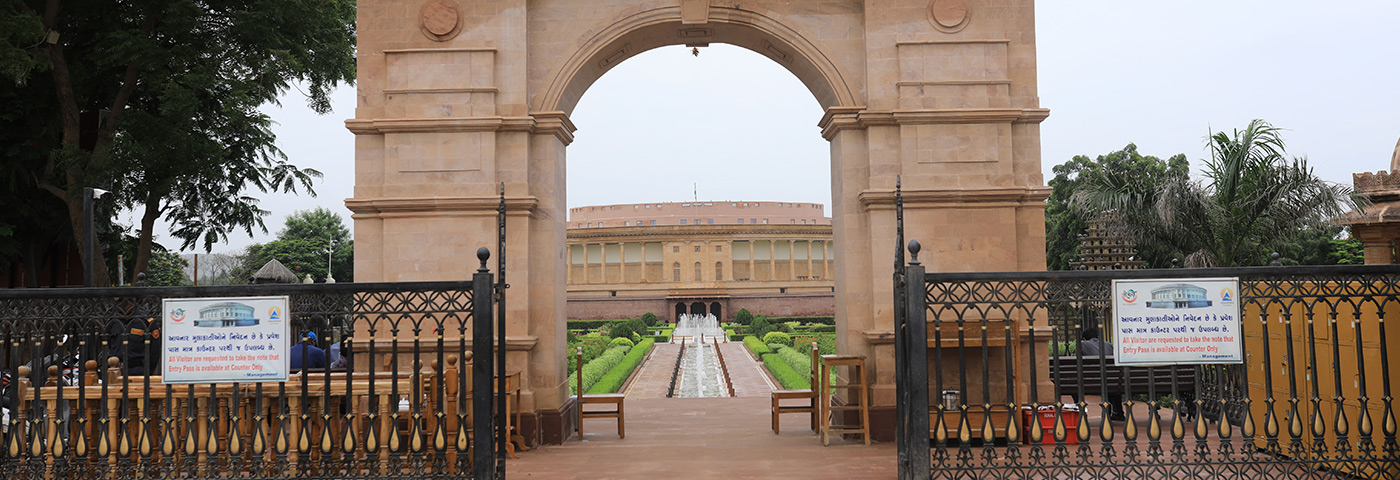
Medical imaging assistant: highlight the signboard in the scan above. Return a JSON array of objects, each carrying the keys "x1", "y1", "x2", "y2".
[
  {"x1": 1111, "y1": 278, "x2": 1242, "y2": 366},
  {"x1": 161, "y1": 296, "x2": 290, "y2": 383}
]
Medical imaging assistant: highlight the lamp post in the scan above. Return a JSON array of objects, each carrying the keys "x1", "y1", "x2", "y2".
[
  {"x1": 325, "y1": 235, "x2": 336, "y2": 283},
  {"x1": 82, "y1": 187, "x2": 109, "y2": 287}
]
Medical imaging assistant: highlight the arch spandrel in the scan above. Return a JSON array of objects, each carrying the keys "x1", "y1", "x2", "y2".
[{"x1": 531, "y1": 6, "x2": 863, "y2": 115}]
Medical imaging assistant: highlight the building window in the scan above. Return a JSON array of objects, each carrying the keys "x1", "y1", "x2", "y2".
[
  {"x1": 751, "y1": 218, "x2": 757, "y2": 224},
  {"x1": 694, "y1": 262, "x2": 702, "y2": 281},
  {"x1": 801, "y1": 219, "x2": 806, "y2": 225},
  {"x1": 693, "y1": 245, "x2": 701, "y2": 253},
  {"x1": 694, "y1": 218, "x2": 701, "y2": 225},
  {"x1": 673, "y1": 246, "x2": 680, "y2": 253},
  {"x1": 715, "y1": 245, "x2": 722, "y2": 252},
  {"x1": 707, "y1": 219, "x2": 714, "y2": 225},
  {"x1": 673, "y1": 262, "x2": 680, "y2": 282},
  {"x1": 763, "y1": 219, "x2": 769, "y2": 224},
  {"x1": 680, "y1": 219, "x2": 687, "y2": 225},
  {"x1": 650, "y1": 220, "x2": 656, "y2": 226},
  {"x1": 737, "y1": 219, "x2": 744, "y2": 224},
  {"x1": 715, "y1": 262, "x2": 723, "y2": 281}
]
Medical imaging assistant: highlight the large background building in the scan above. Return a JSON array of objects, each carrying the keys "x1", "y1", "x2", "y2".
[{"x1": 567, "y1": 201, "x2": 834, "y2": 322}]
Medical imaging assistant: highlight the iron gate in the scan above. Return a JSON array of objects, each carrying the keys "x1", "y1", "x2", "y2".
[
  {"x1": 895, "y1": 254, "x2": 1400, "y2": 478},
  {"x1": 0, "y1": 253, "x2": 501, "y2": 480},
  {"x1": 891, "y1": 188, "x2": 1398, "y2": 480}
]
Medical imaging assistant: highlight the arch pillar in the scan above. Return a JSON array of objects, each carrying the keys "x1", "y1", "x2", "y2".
[{"x1": 352, "y1": 0, "x2": 1049, "y2": 445}]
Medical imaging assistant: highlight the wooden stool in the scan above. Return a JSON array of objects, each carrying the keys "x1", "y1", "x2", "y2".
[
  {"x1": 819, "y1": 354, "x2": 870, "y2": 445},
  {"x1": 575, "y1": 347, "x2": 626, "y2": 439},
  {"x1": 771, "y1": 342, "x2": 820, "y2": 434}
]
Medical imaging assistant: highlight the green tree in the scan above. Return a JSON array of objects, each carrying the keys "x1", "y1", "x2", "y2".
[
  {"x1": 1272, "y1": 226, "x2": 1365, "y2": 266},
  {"x1": 234, "y1": 208, "x2": 353, "y2": 283},
  {"x1": 1046, "y1": 144, "x2": 1189, "y2": 269},
  {"x1": 733, "y1": 308, "x2": 754, "y2": 325},
  {"x1": 142, "y1": 250, "x2": 189, "y2": 286},
  {"x1": 1073, "y1": 120, "x2": 1354, "y2": 267},
  {"x1": 0, "y1": 0, "x2": 355, "y2": 286}
]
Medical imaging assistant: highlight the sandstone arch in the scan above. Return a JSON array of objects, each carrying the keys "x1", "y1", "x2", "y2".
[{"x1": 350, "y1": 0, "x2": 1050, "y2": 444}]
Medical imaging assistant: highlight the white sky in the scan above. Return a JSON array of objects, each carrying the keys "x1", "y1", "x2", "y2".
[{"x1": 151, "y1": 1, "x2": 1400, "y2": 254}]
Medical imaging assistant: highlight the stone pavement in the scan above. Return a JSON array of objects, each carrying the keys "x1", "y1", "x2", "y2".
[
  {"x1": 507, "y1": 396, "x2": 896, "y2": 479},
  {"x1": 624, "y1": 343, "x2": 682, "y2": 398}
]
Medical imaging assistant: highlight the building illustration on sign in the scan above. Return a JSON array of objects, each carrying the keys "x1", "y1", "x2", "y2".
[
  {"x1": 194, "y1": 301, "x2": 259, "y2": 327},
  {"x1": 1146, "y1": 283, "x2": 1213, "y2": 309}
]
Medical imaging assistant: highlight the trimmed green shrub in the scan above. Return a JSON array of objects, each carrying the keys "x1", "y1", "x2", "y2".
[
  {"x1": 762, "y1": 353, "x2": 810, "y2": 390},
  {"x1": 728, "y1": 334, "x2": 746, "y2": 342},
  {"x1": 588, "y1": 339, "x2": 656, "y2": 394},
  {"x1": 567, "y1": 319, "x2": 622, "y2": 330},
  {"x1": 568, "y1": 335, "x2": 611, "y2": 366},
  {"x1": 776, "y1": 346, "x2": 813, "y2": 382},
  {"x1": 641, "y1": 312, "x2": 659, "y2": 326},
  {"x1": 567, "y1": 345, "x2": 630, "y2": 395},
  {"x1": 792, "y1": 333, "x2": 837, "y2": 355},
  {"x1": 734, "y1": 308, "x2": 754, "y2": 325},
  {"x1": 610, "y1": 337, "x2": 635, "y2": 348},
  {"x1": 770, "y1": 316, "x2": 835, "y2": 325},
  {"x1": 652, "y1": 334, "x2": 671, "y2": 343},
  {"x1": 808, "y1": 325, "x2": 835, "y2": 333},
  {"x1": 743, "y1": 336, "x2": 771, "y2": 357},
  {"x1": 762, "y1": 331, "x2": 792, "y2": 347}
]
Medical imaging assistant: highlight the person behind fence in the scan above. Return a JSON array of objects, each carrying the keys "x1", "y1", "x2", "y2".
[
  {"x1": 289, "y1": 331, "x2": 327, "y2": 371},
  {"x1": 1080, "y1": 327, "x2": 1125, "y2": 420}
]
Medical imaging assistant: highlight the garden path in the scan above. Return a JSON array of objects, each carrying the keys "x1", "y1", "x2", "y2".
[{"x1": 508, "y1": 396, "x2": 896, "y2": 479}]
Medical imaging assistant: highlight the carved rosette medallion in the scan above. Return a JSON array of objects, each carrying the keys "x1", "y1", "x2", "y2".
[
  {"x1": 420, "y1": 0, "x2": 463, "y2": 42},
  {"x1": 928, "y1": 0, "x2": 971, "y2": 33}
]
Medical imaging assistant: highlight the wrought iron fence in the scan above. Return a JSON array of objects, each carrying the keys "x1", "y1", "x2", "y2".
[
  {"x1": 0, "y1": 255, "x2": 499, "y2": 480},
  {"x1": 895, "y1": 252, "x2": 1400, "y2": 479}
]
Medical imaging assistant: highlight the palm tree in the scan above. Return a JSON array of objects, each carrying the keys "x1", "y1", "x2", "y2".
[{"x1": 1071, "y1": 119, "x2": 1355, "y2": 267}]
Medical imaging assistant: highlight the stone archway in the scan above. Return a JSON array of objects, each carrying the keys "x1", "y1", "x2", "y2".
[{"x1": 350, "y1": 0, "x2": 1049, "y2": 444}]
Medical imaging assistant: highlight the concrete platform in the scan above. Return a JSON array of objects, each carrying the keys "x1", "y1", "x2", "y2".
[{"x1": 507, "y1": 396, "x2": 896, "y2": 479}]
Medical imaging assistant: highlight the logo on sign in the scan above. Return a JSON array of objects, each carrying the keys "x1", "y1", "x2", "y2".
[
  {"x1": 268, "y1": 306, "x2": 281, "y2": 321},
  {"x1": 1220, "y1": 288, "x2": 1234, "y2": 304},
  {"x1": 170, "y1": 308, "x2": 186, "y2": 323},
  {"x1": 1121, "y1": 289, "x2": 1138, "y2": 304}
]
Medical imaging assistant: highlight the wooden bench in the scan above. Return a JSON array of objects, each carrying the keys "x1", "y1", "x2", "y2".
[
  {"x1": 771, "y1": 342, "x2": 819, "y2": 434},
  {"x1": 575, "y1": 347, "x2": 625, "y2": 439},
  {"x1": 1051, "y1": 355, "x2": 1197, "y2": 409}
]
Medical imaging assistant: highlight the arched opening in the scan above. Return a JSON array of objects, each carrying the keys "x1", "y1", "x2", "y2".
[
  {"x1": 710, "y1": 301, "x2": 722, "y2": 322},
  {"x1": 693, "y1": 262, "x2": 703, "y2": 282},
  {"x1": 715, "y1": 261, "x2": 723, "y2": 281},
  {"x1": 690, "y1": 301, "x2": 707, "y2": 317},
  {"x1": 675, "y1": 302, "x2": 686, "y2": 323}
]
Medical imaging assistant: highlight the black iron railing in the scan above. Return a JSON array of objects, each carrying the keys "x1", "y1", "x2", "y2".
[
  {"x1": 0, "y1": 253, "x2": 499, "y2": 480},
  {"x1": 896, "y1": 257, "x2": 1400, "y2": 479}
]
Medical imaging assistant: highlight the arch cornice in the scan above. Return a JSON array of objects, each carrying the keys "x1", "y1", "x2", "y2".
[{"x1": 534, "y1": 6, "x2": 860, "y2": 114}]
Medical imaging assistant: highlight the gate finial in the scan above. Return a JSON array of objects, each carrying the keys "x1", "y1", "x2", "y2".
[
  {"x1": 477, "y1": 247, "x2": 491, "y2": 272},
  {"x1": 908, "y1": 240, "x2": 921, "y2": 265}
]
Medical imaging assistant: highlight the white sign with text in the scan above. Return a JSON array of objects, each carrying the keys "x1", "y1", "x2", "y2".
[
  {"x1": 161, "y1": 296, "x2": 290, "y2": 383},
  {"x1": 1112, "y1": 278, "x2": 1242, "y2": 366}
]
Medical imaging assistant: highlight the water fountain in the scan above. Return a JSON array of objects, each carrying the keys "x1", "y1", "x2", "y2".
[
  {"x1": 672, "y1": 313, "x2": 729, "y2": 398},
  {"x1": 673, "y1": 313, "x2": 726, "y2": 340}
]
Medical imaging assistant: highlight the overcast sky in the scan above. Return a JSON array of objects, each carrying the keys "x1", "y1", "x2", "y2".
[{"x1": 154, "y1": 1, "x2": 1400, "y2": 254}]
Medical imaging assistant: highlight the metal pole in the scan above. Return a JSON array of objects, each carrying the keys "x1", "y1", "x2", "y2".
[
  {"x1": 83, "y1": 186, "x2": 94, "y2": 287},
  {"x1": 496, "y1": 183, "x2": 508, "y2": 479},
  {"x1": 472, "y1": 248, "x2": 496, "y2": 480}
]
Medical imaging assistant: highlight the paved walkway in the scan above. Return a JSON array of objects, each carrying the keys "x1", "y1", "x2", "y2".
[
  {"x1": 624, "y1": 343, "x2": 681, "y2": 398},
  {"x1": 507, "y1": 396, "x2": 896, "y2": 479},
  {"x1": 717, "y1": 342, "x2": 773, "y2": 397}
]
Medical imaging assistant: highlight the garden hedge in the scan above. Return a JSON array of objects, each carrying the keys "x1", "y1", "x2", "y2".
[
  {"x1": 742, "y1": 336, "x2": 771, "y2": 358},
  {"x1": 762, "y1": 353, "x2": 810, "y2": 390},
  {"x1": 762, "y1": 331, "x2": 792, "y2": 347},
  {"x1": 769, "y1": 316, "x2": 834, "y2": 325},
  {"x1": 775, "y1": 346, "x2": 813, "y2": 382},
  {"x1": 588, "y1": 339, "x2": 656, "y2": 394},
  {"x1": 567, "y1": 344, "x2": 630, "y2": 395}
]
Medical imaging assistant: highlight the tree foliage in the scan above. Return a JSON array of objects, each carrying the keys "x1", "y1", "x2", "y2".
[
  {"x1": 0, "y1": 0, "x2": 355, "y2": 286},
  {"x1": 142, "y1": 250, "x2": 189, "y2": 286},
  {"x1": 1046, "y1": 144, "x2": 1189, "y2": 269},
  {"x1": 231, "y1": 208, "x2": 353, "y2": 283},
  {"x1": 1073, "y1": 120, "x2": 1355, "y2": 267}
]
